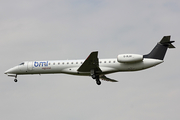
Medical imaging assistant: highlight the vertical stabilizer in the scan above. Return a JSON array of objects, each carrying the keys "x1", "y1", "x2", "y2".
[{"x1": 143, "y1": 36, "x2": 175, "y2": 60}]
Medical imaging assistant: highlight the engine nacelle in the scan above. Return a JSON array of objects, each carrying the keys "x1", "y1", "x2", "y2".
[{"x1": 117, "y1": 54, "x2": 143, "y2": 63}]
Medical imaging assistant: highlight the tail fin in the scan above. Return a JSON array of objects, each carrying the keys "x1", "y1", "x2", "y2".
[{"x1": 143, "y1": 36, "x2": 175, "y2": 60}]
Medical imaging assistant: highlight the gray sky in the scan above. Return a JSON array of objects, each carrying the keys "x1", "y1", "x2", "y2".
[{"x1": 1, "y1": 0, "x2": 180, "y2": 120}]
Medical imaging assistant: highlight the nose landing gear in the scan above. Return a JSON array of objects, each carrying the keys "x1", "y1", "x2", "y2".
[
  {"x1": 14, "y1": 78, "x2": 18, "y2": 82},
  {"x1": 14, "y1": 75, "x2": 18, "y2": 82},
  {"x1": 7, "y1": 74, "x2": 18, "y2": 82}
]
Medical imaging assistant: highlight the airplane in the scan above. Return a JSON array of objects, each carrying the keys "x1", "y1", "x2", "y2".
[{"x1": 4, "y1": 36, "x2": 175, "y2": 85}]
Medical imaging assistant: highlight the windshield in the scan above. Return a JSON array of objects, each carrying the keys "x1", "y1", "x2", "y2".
[{"x1": 19, "y1": 62, "x2": 24, "y2": 65}]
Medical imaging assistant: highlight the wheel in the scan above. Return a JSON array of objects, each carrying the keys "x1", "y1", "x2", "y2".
[
  {"x1": 96, "y1": 80, "x2": 101, "y2": 85},
  {"x1": 92, "y1": 74, "x2": 96, "y2": 79},
  {"x1": 14, "y1": 79, "x2": 18, "y2": 82}
]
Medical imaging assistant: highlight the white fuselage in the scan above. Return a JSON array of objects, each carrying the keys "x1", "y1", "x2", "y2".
[
  {"x1": 5, "y1": 58, "x2": 163, "y2": 76},
  {"x1": 4, "y1": 36, "x2": 174, "y2": 85}
]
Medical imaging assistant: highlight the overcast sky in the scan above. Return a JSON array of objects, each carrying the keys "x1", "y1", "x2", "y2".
[{"x1": 1, "y1": 0, "x2": 180, "y2": 120}]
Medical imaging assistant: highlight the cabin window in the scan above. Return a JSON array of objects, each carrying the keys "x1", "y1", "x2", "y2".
[
  {"x1": 53, "y1": 63, "x2": 55, "y2": 65},
  {"x1": 49, "y1": 63, "x2": 51, "y2": 65},
  {"x1": 71, "y1": 62, "x2": 73, "y2": 64},
  {"x1": 104, "y1": 61, "x2": 106, "y2": 63},
  {"x1": 58, "y1": 62, "x2": 60, "y2": 65},
  {"x1": 100, "y1": 61, "x2": 102, "y2": 63},
  {"x1": 67, "y1": 62, "x2": 69, "y2": 64},
  {"x1": 76, "y1": 62, "x2": 78, "y2": 64},
  {"x1": 81, "y1": 62, "x2": 83, "y2": 64},
  {"x1": 62, "y1": 62, "x2": 64, "y2": 65},
  {"x1": 109, "y1": 61, "x2": 111, "y2": 63},
  {"x1": 113, "y1": 61, "x2": 116, "y2": 63}
]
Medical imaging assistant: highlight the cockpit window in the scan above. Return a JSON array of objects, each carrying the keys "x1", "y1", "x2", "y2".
[{"x1": 19, "y1": 62, "x2": 24, "y2": 65}]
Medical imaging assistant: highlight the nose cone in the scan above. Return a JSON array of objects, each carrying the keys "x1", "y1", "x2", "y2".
[{"x1": 4, "y1": 66, "x2": 19, "y2": 74}]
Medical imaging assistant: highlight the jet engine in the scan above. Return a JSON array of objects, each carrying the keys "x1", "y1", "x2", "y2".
[{"x1": 117, "y1": 54, "x2": 143, "y2": 63}]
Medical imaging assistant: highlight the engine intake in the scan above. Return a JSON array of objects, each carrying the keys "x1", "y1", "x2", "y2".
[{"x1": 117, "y1": 54, "x2": 143, "y2": 63}]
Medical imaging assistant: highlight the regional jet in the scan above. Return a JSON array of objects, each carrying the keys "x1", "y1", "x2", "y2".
[{"x1": 4, "y1": 36, "x2": 175, "y2": 85}]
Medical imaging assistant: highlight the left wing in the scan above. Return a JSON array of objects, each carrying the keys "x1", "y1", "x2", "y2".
[
  {"x1": 77, "y1": 51, "x2": 101, "y2": 73},
  {"x1": 77, "y1": 51, "x2": 118, "y2": 83}
]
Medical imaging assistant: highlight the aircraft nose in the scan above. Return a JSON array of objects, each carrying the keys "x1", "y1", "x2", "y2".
[
  {"x1": 4, "y1": 70, "x2": 8, "y2": 74},
  {"x1": 4, "y1": 66, "x2": 19, "y2": 74}
]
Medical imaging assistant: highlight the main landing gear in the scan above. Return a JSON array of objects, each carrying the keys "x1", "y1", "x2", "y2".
[
  {"x1": 91, "y1": 70, "x2": 101, "y2": 85},
  {"x1": 96, "y1": 77, "x2": 101, "y2": 85}
]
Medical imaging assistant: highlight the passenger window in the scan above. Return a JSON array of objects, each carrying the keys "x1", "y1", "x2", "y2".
[
  {"x1": 104, "y1": 61, "x2": 106, "y2": 63},
  {"x1": 58, "y1": 62, "x2": 60, "y2": 65},
  {"x1": 109, "y1": 61, "x2": 111, "y2": 63},
  {"x1": 71, "y1": 62, "x2": 73, "y2": 64},
  {"x1": 49, "y1": 63, "x2": 51, "y2": 65},
  {"x1": 76, "y1": 62, "x2": 78, "y2": 64},
  {"x1": 53, "y1": 63, "x2": 55, "y2": 65},
  {"x1": 113, "y1": 61, "x2": 116, "y2": 63},
  {"x1": 62, "y1": 62, "x2": 64, "y2": 65},
  {"x1": 67, "y1": 62, "x2": 69, "y2": 64}
]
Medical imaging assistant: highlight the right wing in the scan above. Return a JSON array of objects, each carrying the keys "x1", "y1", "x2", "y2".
[{"x1": 100, "y1": 75, "x2": 118, "y2": 82}]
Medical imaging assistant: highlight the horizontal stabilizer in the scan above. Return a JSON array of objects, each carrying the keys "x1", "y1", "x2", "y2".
[{"x1": 160, "y1": 36, "x2": 175, "y2": 48}]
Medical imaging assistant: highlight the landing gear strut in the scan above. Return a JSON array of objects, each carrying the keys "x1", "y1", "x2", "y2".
[
  {"x1": 91, "y1": 69, "x2": 101, "y2": 85},
  {"x1": 14, "y1": 75, "x2": 18, "y2": 82}
]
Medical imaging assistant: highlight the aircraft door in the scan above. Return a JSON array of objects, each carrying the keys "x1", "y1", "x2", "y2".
[{"x1": 28, "y1": 61, "x2": 33, "y2": 71}]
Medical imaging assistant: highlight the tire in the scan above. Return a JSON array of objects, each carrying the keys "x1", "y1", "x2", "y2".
[
  {"x1": 92, "y1": 74, "x2": 96, "y2": 79},
  {"x1": 96, "y1": 80, "x2": 101, "y2": 85},
  {"x1": 14, "y1": 79, "x2": 18, "y2": 82}
]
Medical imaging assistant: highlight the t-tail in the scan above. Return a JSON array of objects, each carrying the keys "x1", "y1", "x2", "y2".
[{"x1": 143, "y1": 36, "x2": 175, "y2": 60}]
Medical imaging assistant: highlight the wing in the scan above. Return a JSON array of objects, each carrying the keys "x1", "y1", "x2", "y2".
[
  {"x1": 77, "y1": 51, "x2": 101, "y2": 73},
  {"x1": 77, "y1": 51, "x2": 118, "y2": 83},
  {"x1": 99, "y1": 75, "x2": 118, "y2": 82}
]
